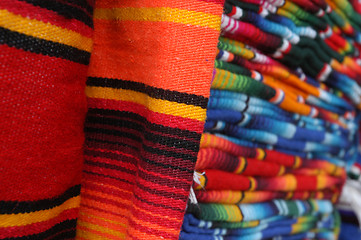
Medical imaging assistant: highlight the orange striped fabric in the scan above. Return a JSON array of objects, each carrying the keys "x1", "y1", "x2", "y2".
[{"x1": 76, "y1": 1, "x2": 225, "y2": 239}]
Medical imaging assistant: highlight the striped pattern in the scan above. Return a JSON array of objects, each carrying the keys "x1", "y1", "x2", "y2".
[
  {"x1": 0, "y1": 0, "x2": 92, "y2": 239},
  {"x1": 180, "y1": 0, "x2": 361, "y2": 238},
  {"x1": 76, "y1": 1, "x2": 224, "y2": 239}
]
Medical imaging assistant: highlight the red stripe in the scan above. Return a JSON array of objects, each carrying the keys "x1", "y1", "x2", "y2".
[
  {"x1": 139, "y1": 165, "x2": 191, "y2": 186},
  {"x1": 84, "y1": 148, "x2": 193, "y2": 190},
  {"x1": 81, "y1": 193, "x2": 130, "y2": 209},
  {"x1": 80, "y1": 203, "x2": 128, "y2": 218},
  {"x1": 137, "y1": 176, "x2": 189, "y2": 199},
  {"x1": 85, "y1": 141, "x2": 140, "y2": 157},
  {"x1": 131, "y1": 197, "x2": 184, "y2": 229},
  {"x1": 82, "y1": 171, "x2": 134, "y2": 192},
  {"x1": 0, "y1": 0, "x2": 92, "y2": 38},
  {"x1": 82, "y1": 181, "x2": 132, "y2": 199},
  {"x1": 85, "y1": 148, "x2": 139, "y2": 166},
  {"x1": 83, "y1": 165, "x2": 136, "y2": 184},
  {"x1": 198, "y1": 0, "x2": 225, "y2": 4},
  {"x1": 128, "y1": 218, "x2": 178, "y2": 239},
  {"x1": 230, "y1": 5, "x2": 237, "y2": 16},
  {"x1": 138, "y1": 161, "x2": 193, "y2": 188},
  {"x1": 85, "y1": 155, "x2": 138, "y2": 172}
]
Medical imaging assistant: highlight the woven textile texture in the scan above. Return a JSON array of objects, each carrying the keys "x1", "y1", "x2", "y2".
[
  {"x1": 180, "y1": 0, "x2": 361, "y2": 239},
  {"x1": 0, "y1": 0, "x2": 93, "y2": 239},
  {"x1": 75, "y1": 1, "x2": 224, "y2": 240},
  {"x1": 0, "y1": 0, "x2": 225, "y2": 239},
  {"x1": 3, "y1": 0, "x2": 361, "y2": 239}
]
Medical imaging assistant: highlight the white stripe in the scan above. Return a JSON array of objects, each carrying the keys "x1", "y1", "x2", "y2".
[
  {"x1": 274, "y1": 200, "x2": 283, "y2": 215},
  {"x1": 318, "y1": 64, "x2": 332, "y2": 82},
  {"x1": 199, "y1": 220, "x2": 206, "y2": 228},
  {"x1": 280, "y1": 200, "x2": 289, "y2": 215},
  {"x1": 220, "y1": 50, "x2": 230, "y2": 62},
  {"x1": 278, "y1": 39, "x2": 290, "y2": 52},
  {"x1": 234, "y1": 7, "x2": 243, "y2": 19}
]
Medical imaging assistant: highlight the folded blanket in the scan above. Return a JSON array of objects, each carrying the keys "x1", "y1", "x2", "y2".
[
  {"x1": 196, "y1": 189, "x2": 340, "y2": 204},
  {"x1": 194, "y1": 169, "x2": 343, "y2": 191},
  {"x1": 181, "y1": 210, "x2": 340, "y2": 239},
  {"x1": 188, "y1": 199, "x2": 333, "y2": 222},
  {"x1": 200, "y1": 134, "x2": 302, "y2": 168},
  {"x1": 196, "y1": 148, "x2": 286, "y2": 176},
  {"x1": 196, "y1": 147, "x2": 346, "y2": 177}
]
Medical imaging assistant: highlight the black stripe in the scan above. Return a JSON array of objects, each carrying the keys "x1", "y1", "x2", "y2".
[
  {"x1": 203, "y1": 174, "x2": 208, "y2": 189},
  {"x1": 85, "y1": 116, "x2": 200, "y2": 152},
  {"x1": 0, "y1": 27, "x2": 90, "y2": 65},
  {"x1": 236, "y1": 112, "x2": 246, "y2": 124},
  {"x1": 138, "y1": 168, "x2": 190, "y2": 190},
  {"x1": 241, "y1": 103, "x2": 249, "y2": 113},
  {"x1": 0, "y1": 185, "x2": 80, "y2": 214},
  {"x1": 48, "y1": 229, "x2": 76, "y2": 240},
  {"x1": 85, "y1": 159, "x2": 137, "y2": 175},
  {"x1": 3, "y1": 219, "x2": 76, "y2": 240},
  {"x1": 240, "y1": 158, "x2": 248, "y2": 174},
  {"x1": 85, "y1": 147, "x2": 193, "y2": 173},
  {"x1": 248, "y1": 178, "x2": 253, "y2": 190},
  {"x1": 144, "y1": 144, "x2": 196, "y2": 162},
  {"x1": 85, "y1": 148, "x2": 138, "y2": 162},
  {"x1": 87, "y1": 77, "x2": 209, "y2": 109},
  {"x1": 237, "y1": 191, "x2": 245, "y2": 204},
  {"x1": 133, "y1": 193, "x2": 184, "y2": 212},
  {"x1": 87, "y1": 108, "x2": 201, "y2": 140},
  {"x1": 83, "y1": 170, "x2": 133, "y2": 185},
  {"x1": 19, "y1": 0, "x2": 93, "y2": 28},
  {"x1": 59, "y1": 0, "x2": 93, "y2": 15},
  {"x1": 85, "y1": 126, "x2": 142, "y2": 142},
  {"x1": 86, "y1": 138, "x2": 140, "y2": 151},
  {"x1": 142, "y1": 156, "x2": 193, "y2": 173}
]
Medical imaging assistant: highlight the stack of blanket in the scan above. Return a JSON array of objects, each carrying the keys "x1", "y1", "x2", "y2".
[{"x1": 180, "y1": 0, "x2": 361, "y2": 239}]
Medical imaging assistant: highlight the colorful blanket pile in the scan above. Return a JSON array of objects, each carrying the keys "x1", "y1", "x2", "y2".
[
  {"x1": 181, "y1": 0, "x2": 361, "y2": 239},
  {"x1": 2, "y1": 0, "x2": 361, "y2": 239}
]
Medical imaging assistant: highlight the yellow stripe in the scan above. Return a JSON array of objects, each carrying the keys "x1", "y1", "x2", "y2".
[
  {"x1": 86, "y1": 86, "x2": 206, "y2": 122},
  {"x1": 224, "y1": 205, "x2": 243, "y2": 222},
  {"x1": 285, "y1": 191, "x2": 293, "y2": 200},
  {"x1": 248, "y1": 177, "x2": 257, "y2": 191},
  {"x1": 278, "y1": 166, "x2": 285, "y2": 176},
  {"x1": 79, "y1": 204, "x2": 128, "y2": 224},
  {"x1": 256, "y1": 149, "x2": 266, "y2": 160},
  {"x1": 77, "y1": 220, "x2": 126, "y2": 238},
  {"x1": 0, "y1": 196, "x2": 80, "y2": 227},
  {"x1": 94, "y1": 7, "x2": 221, "y2": 30},
  {"x1": 220, "y1": 37, "x2": 246, "y2": 48},
  {"x1": 293, "y1": 156, "x2": 302, "y2": 168},
  {"x1": 0, "y1": 9, "x2": 92, "y2": 52},
  {"x1": 235, "y1": 157, "x2": 246, "y2": 174},
  {"x1": 79, "y1": 211, "x2": 127, "y2": 228},
  {"x1": 194, "y1": 175, "x2": 206, "y2": 190}
]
